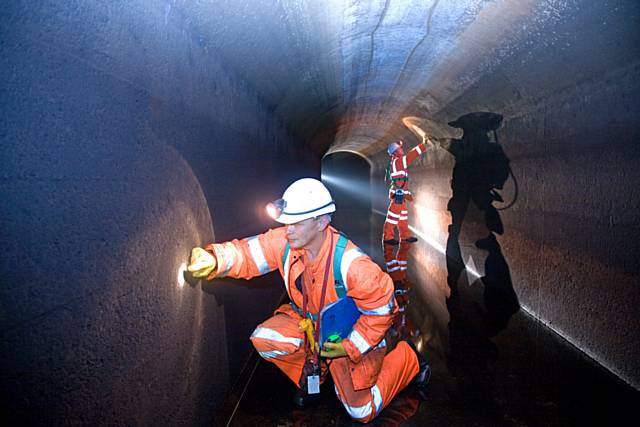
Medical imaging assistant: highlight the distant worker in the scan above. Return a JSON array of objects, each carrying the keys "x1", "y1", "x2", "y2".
[
  {"x1": 188, "y1": 178, "x2": 430, "y2": 423},
  {"x1": 383, "y1": 136, "x2": 434, "y2": 289}
]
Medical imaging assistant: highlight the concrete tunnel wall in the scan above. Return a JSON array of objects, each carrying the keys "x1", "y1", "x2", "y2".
[{"x1": 0, "y1": 2, "x2": 317, "y2": 426}]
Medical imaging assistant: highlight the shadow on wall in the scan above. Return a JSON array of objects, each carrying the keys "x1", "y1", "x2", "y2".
[
  {"x1": 438, "y1": 112, "x2": 521, "y2": 414},
  {"x1": 442, "y1": 112, "x2": 519, "y2": 320}
]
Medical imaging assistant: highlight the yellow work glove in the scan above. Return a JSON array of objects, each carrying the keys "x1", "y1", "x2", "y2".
[
  {"x1": 187, "y1": 247, "x2": 216, "y2": 278},
  {"x1": 298, "y1": 318, "x2": 318, "y2": 353},
  {"x1": 321, "y1": 341, "x2": 347, "y2": 358}
]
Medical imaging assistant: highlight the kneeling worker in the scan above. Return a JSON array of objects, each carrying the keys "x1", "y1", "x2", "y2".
[{"x1": 188, "y1": 178, "x2": 430, "y2": 422}]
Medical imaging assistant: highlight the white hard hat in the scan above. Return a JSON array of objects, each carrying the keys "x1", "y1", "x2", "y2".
[{"x1": 266, "y1": 178, "x2": 336, "y2": 224}]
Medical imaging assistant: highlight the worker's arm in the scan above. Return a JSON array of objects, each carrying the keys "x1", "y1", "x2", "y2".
[
  {"x1": 188, "y1": 227, "x2": 287, "y2": 281},
  {"x1": 339, "y1": 258, "x2": 397, "y2": 363},
  {"x1": 403, "y1": 136, "x2": 433, "y2": 167}
]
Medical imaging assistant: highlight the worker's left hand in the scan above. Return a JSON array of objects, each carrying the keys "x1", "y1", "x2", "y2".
[{"x1": 321, "y1": 341, "x2": 348, "y2": 358}]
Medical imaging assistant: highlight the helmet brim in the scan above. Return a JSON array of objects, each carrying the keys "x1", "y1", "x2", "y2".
[{"x1": 275, "y1": 204, "x2": 336, "y2": 224}]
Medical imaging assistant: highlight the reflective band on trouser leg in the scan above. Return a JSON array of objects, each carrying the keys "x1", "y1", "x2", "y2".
[
  {"x1": 335, "y1": 341, "x2": 420, "y2": 422},
  {"x1": 250, "y1": 312, "x2": 306, "y2": 386},
  {"x1": 331, "y1": 359, "x2": 383, "y2": 423},
  {"x1": 398, "y1": 215, "x2": 411, "y2": 240}
]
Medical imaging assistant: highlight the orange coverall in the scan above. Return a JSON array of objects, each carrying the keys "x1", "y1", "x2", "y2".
[
  {"x1": 383, "y1": 141, "x2": 429, "y2": 282},
  {"x1": 204, "y1": 226, "x2": 419, "y2": 422}
]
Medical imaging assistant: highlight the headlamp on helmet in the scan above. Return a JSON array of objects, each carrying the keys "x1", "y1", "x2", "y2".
[{"x1": 266, "y1": 198, "x2": 286, "y2": 220}]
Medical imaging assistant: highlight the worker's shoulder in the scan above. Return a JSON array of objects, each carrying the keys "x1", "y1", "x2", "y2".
[{"x1": 256, "y1": 226, "x2": 289, "y2": 250}]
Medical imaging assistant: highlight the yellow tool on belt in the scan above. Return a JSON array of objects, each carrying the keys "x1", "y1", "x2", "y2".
[{"x1": 299, "y1": 318, "x2": 318, "y2": 353}]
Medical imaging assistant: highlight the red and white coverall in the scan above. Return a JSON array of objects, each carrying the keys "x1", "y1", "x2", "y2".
[
  {"x1": 203, "y1": 226, "x2": 419, "y2": 422},
  {"x1": 383, "y1": 141, "x2": 429, "y2": 282}
]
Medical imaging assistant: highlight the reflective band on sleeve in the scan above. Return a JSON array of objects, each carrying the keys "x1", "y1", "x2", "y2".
[
  {"x1": 246, "y1": 236, "x2": 270, "y2": 275},
  {"x1": 343, "y1": 400, "x2": 373, "y2": 420},
  {"x1": 402, "y1": 156, "x2": 407, "y2": 169},
  {"x1": 283, "y1": 251, "x2": 291, "y2": 294},
  {"x1": 259, "y1": 350, "x2": 289, "y2": 359},
  {"x1": 371, "y1": 385, "x2": 383, "y2": 414},
  {"x1": 340, "y1": 248, "x2": 365, "y2": 293},
  {"x1": 348, "y1": 329, "x2": 371, "y2": 354},
  {"x1": 217, "y1": 243, "x2": 236, "y2": 276},
  {"x1": 251, "y1": 327, "x2": 303, "y2": 347},
  {"x1": 415, "y1": 145, "x2": 423, "y2": 155},
  {"x1": 358, "y1": 296, "x2": 395, "y2": 316}
]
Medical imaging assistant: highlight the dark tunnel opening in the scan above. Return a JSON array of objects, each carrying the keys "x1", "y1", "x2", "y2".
[{"x1": 321, "y1": 152, "x2": 373, "y2": 256}]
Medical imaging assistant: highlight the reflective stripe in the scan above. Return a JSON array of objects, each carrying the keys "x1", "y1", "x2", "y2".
[
  {"x1": 385, "y1": 218, "x2": 398, "y2": 225},
  {"x1": 401, "y1": 210, "x2": 408, "y2": 214},
  {"x1": 400, "y1": 266, "x2": 407, "y2": 271},
  {"x1": 348, "y1": 329, "x2": 370, "y2": 354},
  {"x1": 399, "y1": 216, "x2": 408, "y2": 221},
  {"x1": 377, "y1": 339, "x2": 387, "y2": 348},
  {"x1": 259, "y1": 350, "x2": 289, "y2": 359},
  {"x1": 402, "y1": 156, "x2": 407, "y2": 169},
  {"x1": 387, "y1": 266, "x2": 400, "y2": 272},
  {"x1": 387, "y1": 211, "x2": 401, "y2": 218},
  {"x1": 217, "y1": 243, "x2": 236, "y2": 276},
  {"x1": 358, "y1": 296, "x2": 395, "y2": 316},
  {"x1": 371, "y1": 384, "x2": 383, "y2": 415},
  {"x1": 247, "y1": 236, "x2": 270, "y2": 275},
  {"x1": 398, "y1": 260, "x2": 408, "y2": 265},
  {"x1": 386, "y1": 260, "x2": 398, "y2": 266},
  {"x1": 415, "y1": 145, "x2": 423, "y2": 155},
  {"x1": 343, "y1": 400, "x2": 373, "y2": 420},
  {"x1": 340, "y1": 248, "x2": 365, "y2": 293},
  {"x1": 283, "y1": 250, "x2": 291, "y2": 294},
  {"x1": 390, "y1": 171, "x2": 406, "y2": 177},
  {"x1": 251, "y1": 327, "x2": 303, "y2": 347}
]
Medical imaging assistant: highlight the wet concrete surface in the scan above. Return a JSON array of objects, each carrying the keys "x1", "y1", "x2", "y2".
[{"x1": 218, "y1": 214, "x2": 639, "y2": 426}]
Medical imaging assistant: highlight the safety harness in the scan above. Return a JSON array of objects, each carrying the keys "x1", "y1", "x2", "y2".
[{"x1": 284, "y1": 232, "x2": 349, "y2": 321}]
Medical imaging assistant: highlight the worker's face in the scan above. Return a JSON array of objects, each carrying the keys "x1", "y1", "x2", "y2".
[{"x1": 285, "y1": 217, "x2": 325, "y2": 249}]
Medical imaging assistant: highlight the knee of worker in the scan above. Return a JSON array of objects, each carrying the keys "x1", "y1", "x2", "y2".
[
  {"x1": 250, "y1": 326, "x2": 303, "y2": 359},
  {"x1": 334, "y1": 384, "x2": 383, "y2": 423}
]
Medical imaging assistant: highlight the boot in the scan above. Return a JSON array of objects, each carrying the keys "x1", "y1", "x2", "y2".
[{"x1": 404, "y1": 339, "x2": 431, "y2": 400}]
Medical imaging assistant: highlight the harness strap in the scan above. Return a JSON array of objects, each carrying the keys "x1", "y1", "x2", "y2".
[
  {"x1": 283, "y1": 232, "x2": 350, "y2": 302},
  {"x1": 333, "y1": 233, "x2": 349, "y2": 299}
]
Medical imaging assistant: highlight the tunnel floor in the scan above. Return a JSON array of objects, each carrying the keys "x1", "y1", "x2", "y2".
[{"x1": 216, "y1": 213, "x2": 639, "y2": 427}]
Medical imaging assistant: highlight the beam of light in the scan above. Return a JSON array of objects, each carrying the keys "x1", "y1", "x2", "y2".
[
  {"x1": 177, "y1": 262, "x2": 187, "y2": 288},
  {"x1": 321, "y1": 172, "x2": 370, "y2": 203},
  {"x1": 373, "y1": 208, "x2": 481, "y2": 279},
  {"x1": 402, "y1": 116, "x2": 427, "y2": 140}
]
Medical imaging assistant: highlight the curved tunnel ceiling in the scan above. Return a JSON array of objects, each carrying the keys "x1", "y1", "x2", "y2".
[{"x1": 191, "y1": 0, "x2": 637, "y2": 158}]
